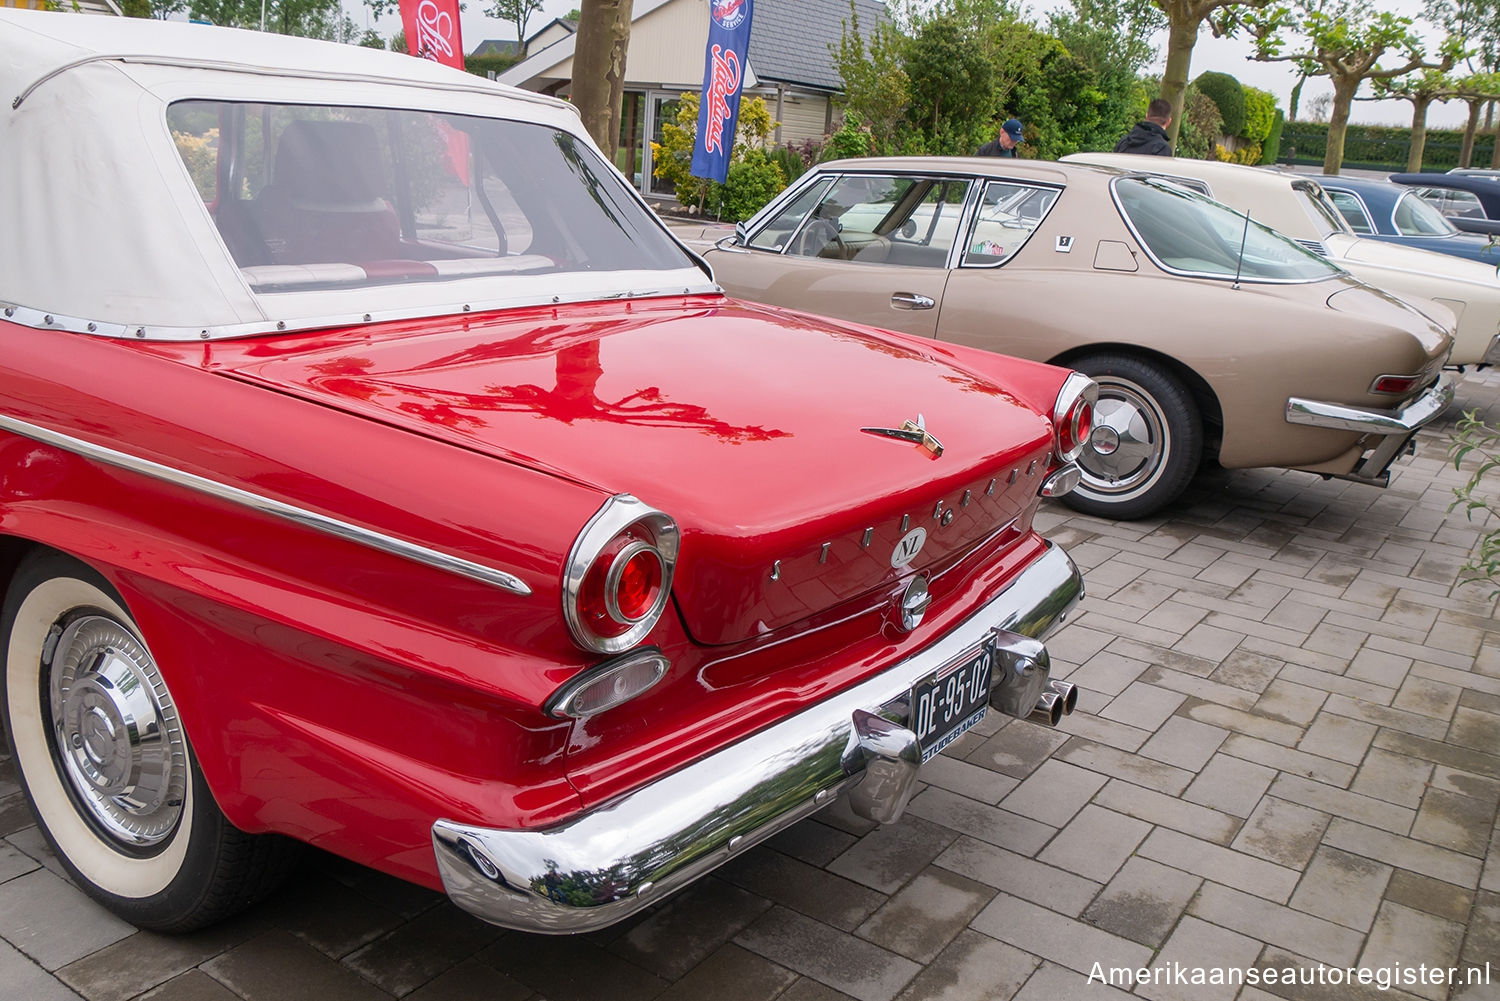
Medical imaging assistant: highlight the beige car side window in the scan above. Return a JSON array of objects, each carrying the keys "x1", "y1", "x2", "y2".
[
  {"x1": 780, "y1": 175, "x2": 970, "y2": 267},
  {"x1": 962, "y1": 181, "x2": 1060, "y2": 267}
]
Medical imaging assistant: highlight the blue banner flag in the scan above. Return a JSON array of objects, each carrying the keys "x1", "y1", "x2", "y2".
[{"x1": 690, "y1": 0, "x2": 755, "y2": 184}]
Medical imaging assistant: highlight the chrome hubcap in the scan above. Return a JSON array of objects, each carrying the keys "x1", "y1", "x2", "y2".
[
  {"x1": 1077, "y1": 381, "x2": 1167, "y2": 495},
  {"x1": 48, "y1": 615, "x2": 186, "y2": 847}
]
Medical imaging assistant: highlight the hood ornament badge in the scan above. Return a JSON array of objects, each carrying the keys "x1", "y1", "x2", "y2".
[{"x1": 861, "y1": 413, "x2": 944, "y2": 457}]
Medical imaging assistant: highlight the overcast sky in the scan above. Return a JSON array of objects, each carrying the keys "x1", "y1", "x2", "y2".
[{"x1": 357, "y1": 0, "x2": 1478, "y2": 130}]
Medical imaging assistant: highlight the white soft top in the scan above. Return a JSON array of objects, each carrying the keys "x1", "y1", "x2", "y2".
[{"x1": 0, "y1": 9, "x2": 708, "y2": 338}]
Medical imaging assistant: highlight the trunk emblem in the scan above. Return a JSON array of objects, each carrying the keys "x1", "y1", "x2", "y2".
[
  {"x1": 860, "y1": 414, "x2": 944, "y2": 457},
  {"x1": 892, "y1": 527, "x2": 928, "y2": 569}
]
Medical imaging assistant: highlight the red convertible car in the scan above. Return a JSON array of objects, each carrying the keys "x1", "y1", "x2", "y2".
[{"x1": 0, "y1": 12, "x2": 1091, "y2": 933}]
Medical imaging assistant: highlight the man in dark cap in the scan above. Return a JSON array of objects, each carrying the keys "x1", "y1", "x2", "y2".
[
  {"x1": 977, "y1": 118, "x2": 1024, "y2": 157},
  {"x1": 1114, "y1": 99, "x2": 1174, "y2": 156}
]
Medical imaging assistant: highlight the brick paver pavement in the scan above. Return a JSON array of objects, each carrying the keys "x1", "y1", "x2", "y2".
[{"x1": 1, "y1": 370, "x2": 1497, "y2": 1001}]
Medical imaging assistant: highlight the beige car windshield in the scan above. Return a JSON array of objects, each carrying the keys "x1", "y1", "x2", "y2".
[{"x1": 168, "y1": 101, "x2": 693, "y2": 293}]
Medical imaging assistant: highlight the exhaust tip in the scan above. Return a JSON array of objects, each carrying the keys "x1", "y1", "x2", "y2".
[
  {"x1": 1029, "y1": 691, "x2": 1063, "y2": 727},
  {"x1": 1047, "y1": 680, "x2": 1078, "y2": 716}
]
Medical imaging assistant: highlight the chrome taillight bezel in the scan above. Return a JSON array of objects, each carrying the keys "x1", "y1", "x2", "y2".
[
  {"x1": 563, "y1": 494, "x2": 679, "y2": 654},
  {"x1": 1052, "y1": 371, "x2": 1098, "y2": 462},
  {"x1": 544, "y1": 647, "x2": 672, "y2": 718}
]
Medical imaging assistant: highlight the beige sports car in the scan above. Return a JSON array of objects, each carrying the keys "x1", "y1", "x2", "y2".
[
  {"x1": 696, "y1": 158, "x2": 1453, "y2": 518},
  {"x1": 1065, "y1": 153, "x2": 1500, "y2": 368}
]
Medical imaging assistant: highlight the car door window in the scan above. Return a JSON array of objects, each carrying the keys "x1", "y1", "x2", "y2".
[
  {"x1": 748, "y1": 177, "x2": 834, "y2": 252},
  {"x1": 1417, "y1": 187, "x2": 1484, "y2": 219},
  {"x1": 962, "y1": 181, "x2": 1060, "y2": 266},
  {"x1": 1326, "y1": 190, "x2": 1374, "y2": 233},
  {"x1": 1392, "y1": 192, "x2": 1459, "y2": 235},
  {"x1": 778, "y1": 174, "x2": 971, "y2": 267}
]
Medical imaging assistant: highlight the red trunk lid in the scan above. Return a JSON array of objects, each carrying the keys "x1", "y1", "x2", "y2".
[{"x1": 211, "y1": 297, "x2": 1057, "y2": 644}]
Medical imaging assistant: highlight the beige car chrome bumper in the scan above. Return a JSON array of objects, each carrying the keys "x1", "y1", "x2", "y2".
[
  {"x1": 432, "y1": 541, "x2": 1083, "y2": 933},
  {"x1": 1285, "y1": 373, "x2": 1454, "y2": 485}
]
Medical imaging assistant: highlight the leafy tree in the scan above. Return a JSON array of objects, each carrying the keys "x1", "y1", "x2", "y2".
[
  {"x1": 573, "y1": 0, "x2": 634, "y2": 160},
  {"x1": 1426, "y1": 0, "x2": 1500, "y2": 73},
  {"x1": 1227, "y1": 0, "x2": 1460, "y2": 173},
  {"x1": 1370, "y1": 68, "x2": 1458, "y2": 169},
  {"x1": 357, "y1": 28, "x2": 387, "y2": 47},
  {"x1": 486, "y1": 0, "x2": 544, "y2": 53},
  {"x1": 832, "y1": 0, "x2": 912, "y2": 154},
  {"x1": 1150, "y1": 0, "x2": 1274, "y2": 148},
  {"x1": 651, "y1": 93, "x2": 786, "y2": 220},
  {"x1": 1449, "y1": 72, "x2": 1500, "y2": 166},
  {"x1": 903, "y1": 13, "x2": 997, "y2": 154},
  {"x1": 1049, "y1": 0, "x2": 1165, "y2": 148},
  {"x1": 192, "y1": 0, "x2": 345, "y2": 36},
  {"x1": 1007, "y1": 31, "x2": 1108, "y2": 157}
]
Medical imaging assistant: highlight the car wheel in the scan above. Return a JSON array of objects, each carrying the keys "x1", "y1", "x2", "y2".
[
  {"x1": 1, "y1": 551, "x2": 298, "y2": 932},
  {"x1": 1063, "y1": 354, "x2": 1202, "y2": 520}
]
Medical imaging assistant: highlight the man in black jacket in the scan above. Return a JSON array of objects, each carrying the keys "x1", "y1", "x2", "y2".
[
  {"x1": 977, "y1": 118, "x2": 1025, "y2": 157},
  {"x1": 1114, "y1": 99, "x2": 1173, "y2": 156}
]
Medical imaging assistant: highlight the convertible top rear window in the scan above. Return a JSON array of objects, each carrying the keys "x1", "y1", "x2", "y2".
[
  {"x1": 168, "y1": 101, "x2": 693, "y2": 292},
  {"x1": 1114, "y1": 177, "x2": 1341, "y2": 283}
]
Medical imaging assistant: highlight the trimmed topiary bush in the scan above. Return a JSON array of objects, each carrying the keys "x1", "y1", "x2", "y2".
[
  {"x1": 1194, "y1": 70, "x2": 1246, "y2": 137},
  {"x1": 1260, "y1": 109, "x2": 1285, "y2": 164}
]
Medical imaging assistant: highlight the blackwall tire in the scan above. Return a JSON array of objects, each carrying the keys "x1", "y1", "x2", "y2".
[
  {"x1": 1063, "y1": 354, "x2": 1202, "y2": 520},
  {"x1": 1, "y1": 551, "x2": 298, "y2": 932}
]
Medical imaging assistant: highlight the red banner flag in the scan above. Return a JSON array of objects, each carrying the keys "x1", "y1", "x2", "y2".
[{"x1": 400, "y1": 0, "x2": 464, "y2": 70}]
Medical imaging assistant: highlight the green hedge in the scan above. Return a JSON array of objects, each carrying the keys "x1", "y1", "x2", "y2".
[
  {"x1": 465, "y1": 53, "x2": 520, "y2": 78},
  {"x1": 1280, "y1": 121, "x2": 1496, "y2": 170}
]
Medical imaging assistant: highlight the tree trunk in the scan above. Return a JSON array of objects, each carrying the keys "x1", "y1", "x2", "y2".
[
  {"x1": 1406, "y1": 96, "x2": 1432, "y2": 172},
  {"x1": 572, "y1": 0, "x2": 635, "y2": 162},
  {"x1": 1491, "y1": 113, "x2": 1500, "y2": 168},
  {"x1": 1159, "y1": 18, "x2": 1199, "y2": 150},
  {"x1": 1322, "y1": 78, "x2": 1358, "y2": 175},
  {"x1": 1460, "y1": 99, "x2": 1481, "y2": 168}
]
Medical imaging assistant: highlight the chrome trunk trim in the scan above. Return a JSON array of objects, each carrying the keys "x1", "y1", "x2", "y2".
[{"x1": 431, "y1": 541, "x2": 1083, "y2": 933}]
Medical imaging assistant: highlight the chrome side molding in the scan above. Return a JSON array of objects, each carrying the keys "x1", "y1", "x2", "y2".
[{"x1": 0, "y1": 412, "x2": 532, "y2": 596}]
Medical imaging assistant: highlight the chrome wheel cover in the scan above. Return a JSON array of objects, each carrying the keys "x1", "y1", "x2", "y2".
[
  {"x1": 1077, "y1": 377, "x2": 1169, "y2": 497},
  {"x1": 46, "y1": 614, "x2": 187, "y2": 848}
]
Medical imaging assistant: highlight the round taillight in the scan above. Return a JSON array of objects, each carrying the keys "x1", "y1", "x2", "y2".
[
  {"x1": 563, "y1": 496, "x2": 679, "y2": 654},
  {"x1": 1053, "y1": 373, "x2": 1098, "y2": 463},
  {"x1": 1063, "y1": 398, "x2": 1093, "y2": 458},
  {"x1": 608, "y1": 542, "x2": 664, "y2": 623}
]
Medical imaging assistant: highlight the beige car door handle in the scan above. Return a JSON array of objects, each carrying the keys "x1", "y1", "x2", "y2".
[{"x1": 891, "y1": 292, "x2": 935, "y2": 310}]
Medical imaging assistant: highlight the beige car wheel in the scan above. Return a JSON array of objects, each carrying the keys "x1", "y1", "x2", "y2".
[{"x1": 1065, "y1": 355, "x2": 1202, "y2": 519}]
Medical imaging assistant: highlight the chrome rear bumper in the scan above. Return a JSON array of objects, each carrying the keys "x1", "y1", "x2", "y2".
[
  {"x1": 432, "y1": 541, "x2": 1083, "y2": 933},
  {"x1": 1285, "y1": 374, "x2": 1454, "y2": 485}
]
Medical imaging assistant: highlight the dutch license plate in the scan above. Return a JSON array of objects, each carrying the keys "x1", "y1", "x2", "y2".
[{"x1": 910, "y1": 643, "x2": 993, "y2": 762}]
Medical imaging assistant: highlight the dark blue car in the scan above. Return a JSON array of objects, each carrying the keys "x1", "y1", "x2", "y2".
[
  {"x1": 1388, "y1": 171, "x2": 1500, "y2": 236},
  {"x1": 1318, "y1": 175, "x2": 1500, "y2": 265}
]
